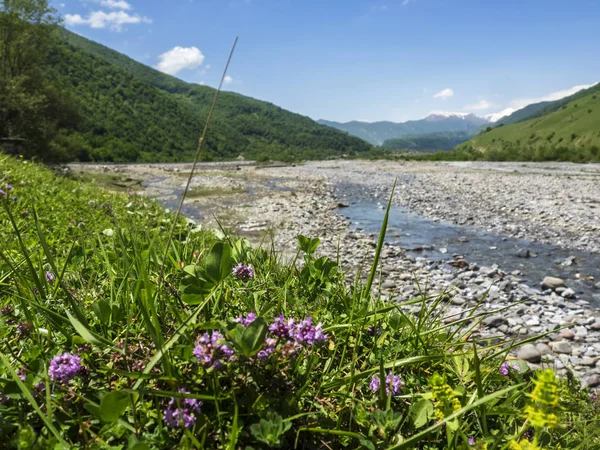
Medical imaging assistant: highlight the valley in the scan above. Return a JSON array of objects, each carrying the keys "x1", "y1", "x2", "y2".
[{"x1": 71, "y1": 160, "x2": 600, "y2": 385}]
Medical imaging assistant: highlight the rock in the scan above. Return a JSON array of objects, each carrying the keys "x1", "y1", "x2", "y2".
[
  {"x1": 337, "y1": 202, "x2": 349, "y2": 208},
  {"x1": 561, "y1": 288, "x2": 576, "y2": 299},
  {"x1": 586, "y1": 375, "x2": 600, "y2": 388},
  {"x1": 558, "y1": 330, "x2": 575, "y2": 340},
  {"x1": 451, "y1": 296, "x2": 466, "y2": 306},
  {"x1": 515, "y1": 248, "x2": 530, "y2": 258},
  {"x1": 518, "y1": 344, "x2": 542, "y2": 363},
  {"x1": 541, "y1": 277, "x2": 566, "y2": 291},
  {"x1": 595, "y1": 282, "x2": 600, "y2": 290},
  {"x1": 536, "y1": 343, "x2": 552, "y2": 355},
  {"x1": 483, "y1": 315, "x2": 509, "y2": 328},
  {"x1": 580, "y1": 357, "x2": 597, "y2": 366},
  {"x1": 552, "y1": 341, "x2": 573, "y2": 354},
  {"x1": 382, "y1": 280, "x2": 397, "y2": 290}
]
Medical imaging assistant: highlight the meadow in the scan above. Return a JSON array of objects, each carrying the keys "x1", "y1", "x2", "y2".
[{"x1": 1, "y1": 153, "x2": 599, "y2": 449}]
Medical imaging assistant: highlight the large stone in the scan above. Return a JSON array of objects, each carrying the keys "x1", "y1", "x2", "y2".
[
  {"x1": 483, "y1": 315, "x2": 509, "y2": 328},
  {"x1": 518, "y1": 344, "x2": 542, "y2": 363},
  {"x1": 382, "y1": 280, "x2": 397, "y2": 290},
  {"x1": 586, "y1": 375, "x2": 600, "y2": 388},
  {"x1": 561, "y1": 288, "x2": 576, "y2": 299},
  {"x1": 552, "y1": 341, "x2": 573, "y2": 354},
  {"x1": 558, "y1": 330, "x2": 575, "y2": 340},
  {"x1": 541, "y1": 277, "x2": 566, "y2": 291},
  {"x1": 535, "y1": 343, "x2": 552, "y2": 355},
  {"x1": 515, "y1": 248, "x2": 530, "y2": 258}
]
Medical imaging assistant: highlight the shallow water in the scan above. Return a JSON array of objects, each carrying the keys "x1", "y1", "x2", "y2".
[{"x1": 335, "y1": 184, "x2": 600, "y2": 304}]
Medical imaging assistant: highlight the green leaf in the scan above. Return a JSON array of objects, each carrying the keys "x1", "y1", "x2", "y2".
[
  {"x1": 92, "y1": 300, "x2": 112, "y2": 325},
  {"x1": 100, "y1": 390, "x2": 131, "y2": 423},
  {"x1": 298, "y1": 235, "x2": 320, "y2": 254},
  {"x1": 66, "y1": 311, "x2": 112, "y2": 347},
  {"x1": 204, "y1": 242, "x2": 232, "y2": 284},
  {"x1": 409, "y1": 399, "x2": 434, "y2": 428},
  {"x1": 240, "y1": 317, "x2": 268, "y2": 357}
]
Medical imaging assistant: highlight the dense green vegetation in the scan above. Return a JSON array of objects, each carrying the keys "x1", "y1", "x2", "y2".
[
  {"x1": 318, "y1": 114, "x2": 488, "y2": 146},
  {"x1": 381, "y1": 131, "x2": 473, "y2": 152},
  {"x1": 2, "y1": 153, "x2": 600, "y2": 449},
  {"x1": 0, "y1": 5, "x2": 372, "y2": 163}
]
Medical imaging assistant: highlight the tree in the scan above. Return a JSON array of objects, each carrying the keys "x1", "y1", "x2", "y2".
[{"x1": 0, "y1": 0, "x2": 60, "y2": 156}]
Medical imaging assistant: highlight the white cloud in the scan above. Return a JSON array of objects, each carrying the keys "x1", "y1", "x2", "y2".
[
  {"x1": 485, "y1": 108, "x2": 516, "y2": 122},
  {"x1": 155, "y1": 46, "x2": 205, "y2": 75},
  {"x1": 510, "y1": 83, "x2": 597, "y2": 110},
  {"x1": 223, "y1": 75, "x2": 233, "y2": 84},
  {"x1": 65, "y1": 10, "x2": 151, "y2": 30},
  {"x1": 99, "y1": 0, "x2": 132, "y2": 10},
  {"x1": 433, "y1": 88, "x2": 454, "y2": 100},
  {"x1": 463, "y1": 99, "x2": 494, "y2": 111}
]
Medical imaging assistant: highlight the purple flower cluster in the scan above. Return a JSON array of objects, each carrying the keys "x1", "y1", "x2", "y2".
[
  {"x1": 193, "y1": 331, "x2": 235, "y2": 370},
  {"x1": 46, "y1": 271, "x2": 56, "y2": 283},
  {"x1": 0, "y1": 189, "x2": 5, "y2": 197},
  {"x1": 163, "y1": 389, "x2": 202, "y2": 429},
  {"x1": 232, "y1": 263, "x2": 254, "y2": 281},
  {"x1": 369, "y1": 371, "x2": 403, "y2": 396},
  {"x1": 257, "y1": 338, "x2": 278, "y2": 361},
  {"x1": 468, "y1": 437, "x2": 476, "y2": 446},
  {"x1": 268, "y1": 315, "x2": 327, "y2": 345},
  {"x1": 292, "y1": 317, "x2": 327, "y2": 345},
  {"x1": 233, "y1": 312, "x2": 257, "y2": 327},
  {"x1": 500, "y1": 361, "x2": 520, "y2": 376},
  {"x1": 48, "y1": 352, "x2": 82, "y2": 383}
]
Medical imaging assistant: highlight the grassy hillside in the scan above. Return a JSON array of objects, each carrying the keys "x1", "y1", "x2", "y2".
[
  {"x1": 36, "y1": 29, "x2": 373, "y2": 162},
  {"x1": 497, "y1": 83, "x2": 600, "y2": 126},
  {"x1": 451, "y1": 88, "x2": 600, "y2": 162},
  {"x1": 1, "y1": 153, "x2": 599, "y2": 448},
  {"x1": 382, "y1": 131, "x2": 473, "y2": 152}
]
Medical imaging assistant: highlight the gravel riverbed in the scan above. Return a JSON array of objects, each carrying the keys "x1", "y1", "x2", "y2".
[{"x1": 69, "y1": 160, "x2": 600, "y2": 385}]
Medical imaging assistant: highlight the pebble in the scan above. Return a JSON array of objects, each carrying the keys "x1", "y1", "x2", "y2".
[
  {"x1": 518, "y1": 344, "x2": 542, "y2": 363},
  {"x1": 553, "y1": 341, "x2": 573, "y2": 354}
]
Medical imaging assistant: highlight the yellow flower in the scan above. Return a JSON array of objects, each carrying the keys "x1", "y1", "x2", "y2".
[
  {"x1": 508, "y1": 439, "x2": 542, "y2": 450},
  {"x1": 528, "y1": 369, "x2": 560, "y2": 408}
]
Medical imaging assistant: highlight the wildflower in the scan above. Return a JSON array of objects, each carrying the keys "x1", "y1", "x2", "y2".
[
  {"x1": 589, "y1": 391, "x2": 598, "y2": 402},
  {"x1": 6, "y1": 184, "x2": 13, "y2": 190},
  {"x1": 430, "y1": 373, "x2": 461, "y2": 422},
  {"x1": 524, "y1": 369, "x2": 561, "y2": 429},
  {"x1": 232, "y1": 263, "x2": 254, "y2": 280},
  {"x1": 500, "y1": 361, "x2": 510, "y2": 376},
  {"x1": 0, "y1": 189, "x2": 5, "y2": 197},
  {"x1": 193, "y1": 331, "x2": 234, "y2": 370},
  {"x1": 45, "y1": 271, "x2": 56, "y2": 283},
  {"x1": 257, "y1": 338, "x2": 277, "y2": 361},
  {"x1": 163, "y1": 389, "x2": 202, "y2": 429},
  {"x1": 468, "y1": 437, "x2": 476, "y2": 445},
  {"x1": 269, "y1": 315, "x2": 295, "y2": 339},
  {"x1": 508, "y1": 439, "x2": 542, "y2": 450},
  {"x1": 12, "y1": 195, "x2": 17, "y2": 202},
  {"x1": 33, "y1": 382, "x2": 46, "y2": 399},
  {"x1": 369, "y1": 371, "x2": 403, "y2": 396},
  {"x1": 48, "y1": 352, "x2": 82, "y2": 384},
  {"x1": 1, "y1": 305, "x2": 14, "y2": 317},
  {"x1": 292, "y1": 317, "x2": 328, "y2": 345},
  {"x1": 233, "y1": 312, "x2": 257, "y2": 327},
  {"x1": 23, "y1": 210, "x2": 29, "y2": 217},
  {"x1": 17, "y1": 321, "x2": 33, "y2": 337}
]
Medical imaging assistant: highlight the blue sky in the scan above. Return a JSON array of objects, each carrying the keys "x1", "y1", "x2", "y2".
[{"x1": 55, "y1": 0, "x2": 600, "y2": 123}]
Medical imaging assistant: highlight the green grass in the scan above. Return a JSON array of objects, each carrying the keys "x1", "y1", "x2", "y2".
[
  {"x1": 1, "y1": 152, "x2": 599, "y2": 449},
  {"x1": 447, "y1": 87, "x2": 600, "y2": 162}
]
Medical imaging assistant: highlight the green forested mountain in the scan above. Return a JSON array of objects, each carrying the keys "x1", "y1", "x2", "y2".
[
  {"x1": 450, "y1": 87, "x2": 600, "y2": 162},
  {"x1": 381, "y1": 131, "x2": 473, "y2": 152},
  {"x1": 3, "y1": 24, "x2": 372, "y2": 162}
]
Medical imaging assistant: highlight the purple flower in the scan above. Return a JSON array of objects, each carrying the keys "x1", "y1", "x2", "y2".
[
  {"x1": 193, "y1": 331, "x2": 234, "y2": 370},
  {"x1": 23, "y1": 210, "x2": 29, "y2": 217},
  {"x1": 256, "y1": 338, "x2": 277, "y2": 361},
  {"x1": 232, "y1": 263, "x2": 254, "y2": 281},
  {"x1": 369, "y1": 371, "x2": 403, "y2": 396},
  {"x1": 292, "y1": 316, "x2": 327, "y2": 345},
  {"x1": 6, "y1": 184, "x2": 13, "y2": 191},
  {"x1": 45, "y1": 271, "x2": 56, "y2": 283},
  {"x1": 12, "y1": 195, "x2": 17, "y2": 202},
  {"x1": 269, "y1": 315, "x2": 295, "y2": 339},
  {"x1": 49, "y1": 352, "x2": 81, "y2": 383},
  {"x1": 468, "y1": 437, "x2": 476, "y2": 446},
  {"x1": 163, "y1": 389, "x2": 202, "y2": 429},
  {"x1": 589, "y1": 391, "x2": 598, "y2": 401},
  {"x1": 500, "y1": 362, "x2": 510, "y2": 376},
  {"x1": 233, "y1": 312, "x2": 257, "y2": 327},
  {"x1": 0, "y1": 189, "x2": 5, "y2": 197}
]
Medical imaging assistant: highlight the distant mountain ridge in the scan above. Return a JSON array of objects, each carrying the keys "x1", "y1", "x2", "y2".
[
  {"x1": 318, "y1": 113, "x2": 490, "y2": 145},
  {"x1": 382, "y1": 131, "x2": 474, "y2": 152}
]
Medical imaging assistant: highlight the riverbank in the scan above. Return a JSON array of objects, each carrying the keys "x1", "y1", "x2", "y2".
[{"x1": 69, "y1": 160, "x2": 600, "y2": 385}]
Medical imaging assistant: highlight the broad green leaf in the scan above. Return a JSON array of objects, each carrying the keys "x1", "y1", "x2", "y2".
[
  {"x1": 240, "y1": 317, "x2": 268, "y2": 357},
  {"x1": 92, "y1": 300, "x2": 112, "y2": 325},
  {"x1": 410, "y1": 399, "x2": 434, "y2": 428},
  {"x1": 100, "y1": 390, "x2": 130, "y2": 423},
  {"x1": 204, "y1": 242, "x2": 232, "y2": 284},
  {"x1": 66, "y1": 311, "x2": 112, "y2": 347}
]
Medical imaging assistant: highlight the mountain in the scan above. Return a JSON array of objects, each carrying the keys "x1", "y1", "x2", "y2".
[
  {"x1": 454, "y1": 85, "x2": 600, "y2": 162},
  {"x1": 318, "y1": 113, "x2": 490, "y2": 146},
  {"x1": 39, "y1": 29, "x2": 372, "y2": 162},
  {"x1": 382, "y1": 131, "x2": 474, "y2": 152},
  {"x1": 490, "y1": 83, "x2": 599, "y2": 126}
]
